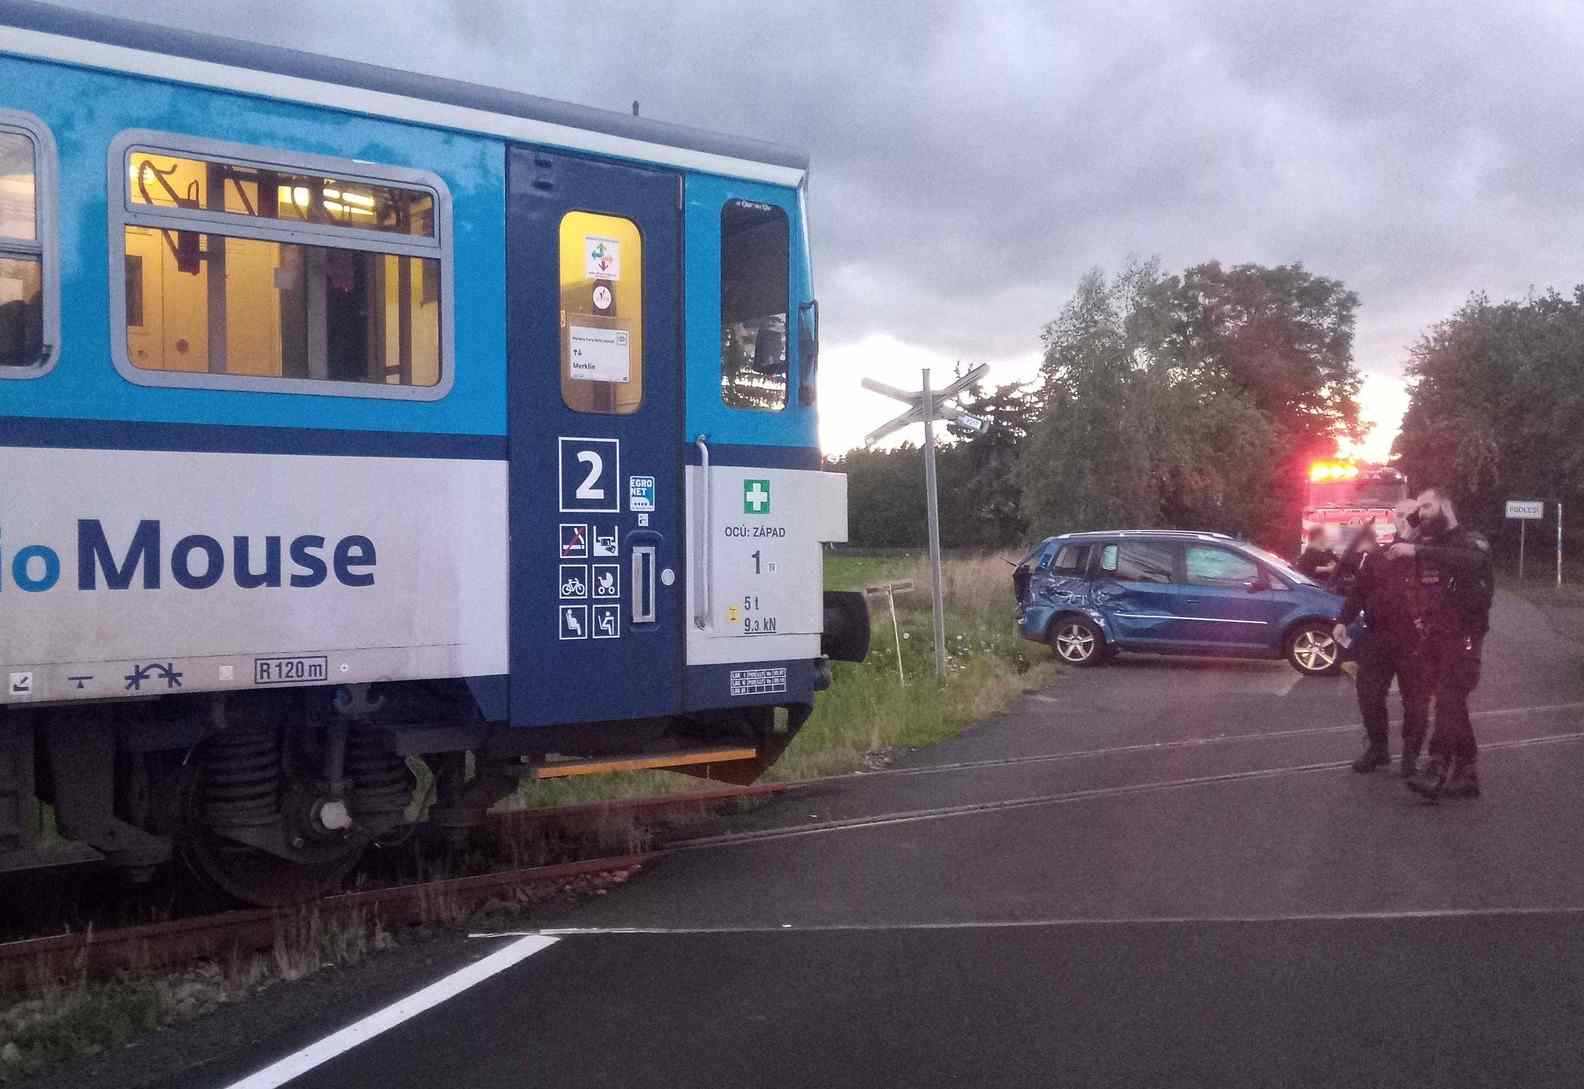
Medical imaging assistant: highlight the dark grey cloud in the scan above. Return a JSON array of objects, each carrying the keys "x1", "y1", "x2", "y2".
[{"x1": 63, "y1": 0, "x2": 1584, "y2": 383}]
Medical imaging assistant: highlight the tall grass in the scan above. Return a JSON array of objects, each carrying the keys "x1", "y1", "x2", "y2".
[
  {"x1": 767, "y1": 552, "x2": 1059, "y2": 780},
  {"x1": 510, "y1": 552, "x2": 1060, "y2": 803}
]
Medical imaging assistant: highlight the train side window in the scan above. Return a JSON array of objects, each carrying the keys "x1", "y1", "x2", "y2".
[
  {"x1": 557, "y1": 211, "x2": 643, "y2": 415},
  {"x1": 720, "y1": 199, "x2": 788, "y2": 411},
  {"x1": 0, "y1": 111, "x2": 57, "y2": 376},
  {"x1": 109, "y1": 133, "x2": 452, "y2": 399}
]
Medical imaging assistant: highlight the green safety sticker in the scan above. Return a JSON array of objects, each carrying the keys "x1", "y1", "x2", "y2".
[{"x1": 743, "y1": 479, "x2": 770, "y2": 514}]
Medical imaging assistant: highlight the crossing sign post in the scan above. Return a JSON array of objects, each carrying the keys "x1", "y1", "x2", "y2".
[{"x1": 862, "y1": 364, "x2": 990, "y2": 679}]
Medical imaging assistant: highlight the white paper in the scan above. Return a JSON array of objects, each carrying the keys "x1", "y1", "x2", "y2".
[{"x1": 567, "y1": 325, "x2": 631, "y2": 383}]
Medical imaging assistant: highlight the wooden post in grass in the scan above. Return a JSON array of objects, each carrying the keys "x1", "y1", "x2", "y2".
[{"x1": 865, "y1": 579, "x2": 915, "y2": 685}]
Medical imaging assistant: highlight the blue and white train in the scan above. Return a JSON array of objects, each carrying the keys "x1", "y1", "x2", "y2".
[{"x1": 0, "y1": 1, "x2": 867, "y2": 902}]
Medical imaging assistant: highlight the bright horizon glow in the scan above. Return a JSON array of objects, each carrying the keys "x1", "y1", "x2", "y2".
[
  {"x1": 817, "y1": 334, "x2": 1040, "y2": 455},
  {"x1": 1340, "y1": 372, "x2": 1410, "y2": 464},
  {"x1": 820, "y1": 335, "x2": 1411, "y2": 468}
]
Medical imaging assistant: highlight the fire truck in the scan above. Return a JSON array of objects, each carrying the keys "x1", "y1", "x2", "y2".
[{"x1": 1301, "y1": 461, "x2": 1410, "y2": 554}]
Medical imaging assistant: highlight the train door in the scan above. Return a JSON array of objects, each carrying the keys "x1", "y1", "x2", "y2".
[{"x1": 506, "y1": 148, "x2": 683, "y2": 725}]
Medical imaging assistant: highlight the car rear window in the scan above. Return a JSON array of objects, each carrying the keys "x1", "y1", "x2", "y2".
[
  {"x1": 1051, "y1": 543, "x2": 1090, "y2": 575},
  {"x1": 1101, "y1": 541, "x2": 1175, "y2": 583}
]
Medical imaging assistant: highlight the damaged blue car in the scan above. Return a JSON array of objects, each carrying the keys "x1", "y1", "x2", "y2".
[{"x1": 1013, "y1": 530, "x2": 1345, "y2": 675}]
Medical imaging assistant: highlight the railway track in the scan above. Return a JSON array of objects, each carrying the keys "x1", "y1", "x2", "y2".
[
  {"x1": 0, "y1": 783, "x2": 787, "y2": 988},
  {"x1": 10, "y1": 713, "x2": 1582, "y2": 988}
]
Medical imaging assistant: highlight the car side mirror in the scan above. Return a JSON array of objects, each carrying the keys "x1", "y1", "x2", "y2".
[{"x1": 1245, "y1": 577, "x2": 1269, "y2": 593}]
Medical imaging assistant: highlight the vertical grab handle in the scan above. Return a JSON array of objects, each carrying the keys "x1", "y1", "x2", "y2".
[
  {"x1": 693, "y1": 435, "x2": 712, "y2": 629},
  {"x1": 632, "y1": 544, "x2": 657, "y2": 624}
]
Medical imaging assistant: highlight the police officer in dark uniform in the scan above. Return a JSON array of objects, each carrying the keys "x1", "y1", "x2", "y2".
[
  {"x1": 1294, "y1": 527, "x2": 1338, "y2": 581},
  {"x1": 1332, "y1": 510, "x2": 1431, "y2": 776},
  {"x1": 1388, "y1": 486, "x2": 1494, "y2": 801}
]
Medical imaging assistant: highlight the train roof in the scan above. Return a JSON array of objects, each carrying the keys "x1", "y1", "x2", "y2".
[{"x1": 0, "y1": 0, "x2": 809, "y2": 186}]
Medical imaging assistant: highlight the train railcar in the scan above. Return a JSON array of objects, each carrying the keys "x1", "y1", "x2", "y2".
[{"x1": 0, "y1": 1, "x2": 868, "y2": 903}]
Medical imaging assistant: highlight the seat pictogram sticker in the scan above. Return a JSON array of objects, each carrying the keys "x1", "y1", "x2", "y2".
[{"x1": 559, "y1": 605, "x2": 588, "y2": 640}]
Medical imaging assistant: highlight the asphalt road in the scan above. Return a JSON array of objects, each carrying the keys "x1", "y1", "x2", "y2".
[{"x1": 178, "y1": 591, "x2": 1584, "y2": 1089}]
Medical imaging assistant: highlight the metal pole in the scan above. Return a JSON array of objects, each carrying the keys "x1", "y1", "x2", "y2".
[
  {"x1": 922, "y1": 368, "x2": 947, "y2": 680},
  {"x1": 1519, "y1": 519, "x2": 1526, "y2": 581},
  {"x1": 888, "y1": 588, "x2": 904, "y2": 686}
]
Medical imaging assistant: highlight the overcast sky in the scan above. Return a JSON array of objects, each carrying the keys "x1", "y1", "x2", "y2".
[{"x1": 68, "y1": 0, "x2": 1584, "y2": 457}]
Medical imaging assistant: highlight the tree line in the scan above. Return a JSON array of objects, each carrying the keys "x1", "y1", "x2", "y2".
[
  {"x1": 833, "y1": 258, "x2": 1363, "y2": 554},
  {"x1": 1394, "y1": 287, "x2": 1584, "y2": 561}
]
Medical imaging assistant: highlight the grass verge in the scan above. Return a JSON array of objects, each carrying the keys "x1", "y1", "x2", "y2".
[{"x1": 510, "y1": 550, "x2": 1060, "y2": 804}]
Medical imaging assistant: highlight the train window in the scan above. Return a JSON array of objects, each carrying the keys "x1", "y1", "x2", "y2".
[
  {"x1": 126, "y1": 151, "x2": 435, "y2": 238},
  {"x1": 0, "y1": 111, "x2": 57, "y2": 375},
  {"x1": 558, "y1": 210, "x2": 643, "y2": 415},
  {"x1": 720, "y1": 199, "x2": 789, "y2": 411},
  {"x1": 109, "y1": 133, "x2": 452, "y2": 399}
]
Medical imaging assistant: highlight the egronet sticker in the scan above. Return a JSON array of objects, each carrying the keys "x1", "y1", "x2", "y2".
[
  {"x1": 8, "y1": 671, "x2": 32, "y2": 698},
  {"x1": 628, "y1": 475, "x2": 656, "y2": 512},
  {"x1": 730, "y1": 667, "x2": 787, "y2": 696}
]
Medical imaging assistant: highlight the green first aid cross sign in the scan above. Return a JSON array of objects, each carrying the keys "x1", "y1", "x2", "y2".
[{"x1": 743, "y1": 479, "x2": 771, "y2": 514}]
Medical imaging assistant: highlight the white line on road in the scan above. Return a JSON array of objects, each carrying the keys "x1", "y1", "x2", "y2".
[
  {"x1": 220, "y1": 934, "x2": 557, "y2": 1089},
  {"x1": 473, "y1": 903, "x2": 1584, "y2": 938}
]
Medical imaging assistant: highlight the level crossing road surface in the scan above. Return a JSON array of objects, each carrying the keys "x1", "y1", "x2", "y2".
[{"x1": 167, "y1": 591, "x2": 1584, "y2": 1089}]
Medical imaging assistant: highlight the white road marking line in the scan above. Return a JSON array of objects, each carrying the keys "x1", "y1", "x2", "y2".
[
  {"x1": 221, "y1": 934, "x2": 557, "y2": 1089},
  {"x1": 476, "y1": 904, "x2": 1584, "y2": 938}
]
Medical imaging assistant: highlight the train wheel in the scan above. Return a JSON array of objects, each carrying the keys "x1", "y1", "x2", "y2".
[
  {"x1": 181, "y1": 827, "x2": 366, "y2": 907},
  {"x1": 179, "y1": 723, "x2": 368, "y2": 907}
]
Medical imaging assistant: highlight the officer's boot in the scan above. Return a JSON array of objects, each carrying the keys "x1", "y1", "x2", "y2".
[
  {"x1": 1442, "y1": 759, "x2": 1481, "y2": 800},
  {"x1": 1406, "y1": 755, "x2": 1450, "y2": 800},
  {"x1": 1351, "y1": 741, "x2": 1389, "y2": 773},
  {"x1": 1399, "y1": 735, "x2": 1423, "y2": 780}
]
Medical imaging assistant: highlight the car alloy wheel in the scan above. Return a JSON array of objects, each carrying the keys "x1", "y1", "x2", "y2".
[
  {"x1": 1053, "y1": 619, "x2": 1102, "y2": 665},
  {"x1": 1288, "y1": 626, "x2": 1339, "y2": 674}
]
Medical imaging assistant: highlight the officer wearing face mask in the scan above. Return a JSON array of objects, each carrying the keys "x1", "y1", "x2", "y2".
[{"x1": 1385, "y1": 485, "x2": 1495, "y2": 800}]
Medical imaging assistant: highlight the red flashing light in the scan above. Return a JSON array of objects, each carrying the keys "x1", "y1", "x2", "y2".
[{"x1": 1308, "y1": 461, "x2": 1361, "y2": 482}]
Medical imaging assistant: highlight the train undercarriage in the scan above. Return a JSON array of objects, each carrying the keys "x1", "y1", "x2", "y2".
[{"x1": 0, "y1": 682, "x2": 812, "y2": 906}]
